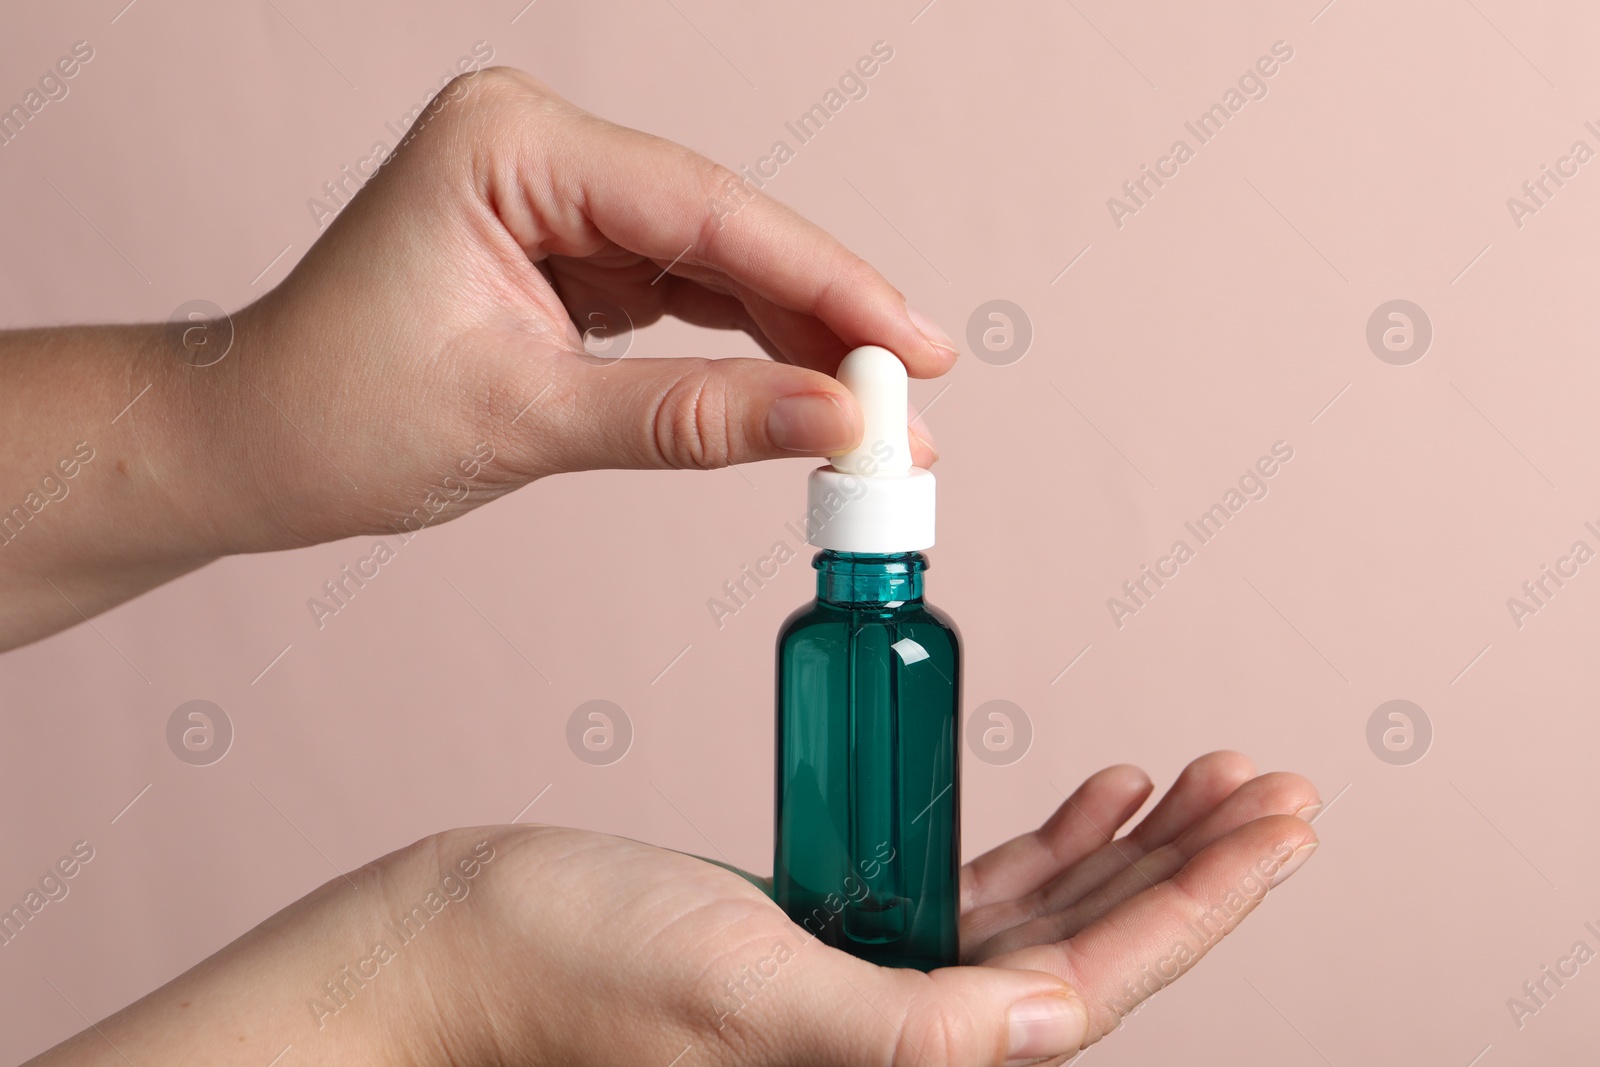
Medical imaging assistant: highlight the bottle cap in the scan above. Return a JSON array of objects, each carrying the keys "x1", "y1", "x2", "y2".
[{"x1": 805, "y1": 345, "x2": 935, "y2": 552}]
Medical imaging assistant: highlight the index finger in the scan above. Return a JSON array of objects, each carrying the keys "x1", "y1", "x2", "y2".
[{"x1": 478, "y1": 68, "x2": 961, "y2": 377}]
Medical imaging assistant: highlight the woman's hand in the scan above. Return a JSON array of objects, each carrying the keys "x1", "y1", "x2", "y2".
[
  {"x1": 450, "y1": 750, "x2": 1318, "y2": 1065},
  {"x1": 27, "y1": 752, "x2": 1318, "y2": 1066},
  {"x1": 215, "y1": 66, "x2": 952, "y2": 550},
  {"x1": 0, "y1": 67, "x2": 950, "y2": 647}
]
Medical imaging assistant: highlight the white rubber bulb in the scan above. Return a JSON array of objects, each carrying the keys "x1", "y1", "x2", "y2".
[
  {"x1": 804, "y1": 344, "x2": 935, "y2": 552},
  {"x1": 830, "y1": 345, "x2": 912, "y2": 476}
]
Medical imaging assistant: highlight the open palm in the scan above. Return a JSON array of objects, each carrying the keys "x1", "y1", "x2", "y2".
[{"x1": 443, "y1": 750, "x2": 1318, "y2": 1066}]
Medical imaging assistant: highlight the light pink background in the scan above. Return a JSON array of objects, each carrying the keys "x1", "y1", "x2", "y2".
[{"x1": 3, "y1": 0, "x2": 1597, "y2": 1062}]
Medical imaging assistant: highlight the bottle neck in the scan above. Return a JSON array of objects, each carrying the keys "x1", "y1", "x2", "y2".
[{"x1": 814, "y1": 551, "x2": 927, "y2": 606}]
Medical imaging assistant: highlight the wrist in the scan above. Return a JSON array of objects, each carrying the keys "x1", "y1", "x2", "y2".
[
  {"x1": 144, "y1": 302, "x2": 327, "y2": 555},
  {"x1": 141, "y1": 296, "x2": 389, "y2": 556},
  {"x1": 126, "y1": 316, "x2": 262, "y2": 557},
  {"x1": 24, "y1": 834, "x2": 482, "y2": 1067}
]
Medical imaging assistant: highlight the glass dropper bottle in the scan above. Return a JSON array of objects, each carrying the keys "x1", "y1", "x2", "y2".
[{"x1": 773, "y1": 345, "x2": 960, "y2": 970}]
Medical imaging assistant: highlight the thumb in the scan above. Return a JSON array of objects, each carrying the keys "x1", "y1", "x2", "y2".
[
  {"x1": 770, "y1": 950, "x2": 1090, "y2": 1067},
  {"x1": 519, "y1": 352, "x2": 864, "y2": 475}
]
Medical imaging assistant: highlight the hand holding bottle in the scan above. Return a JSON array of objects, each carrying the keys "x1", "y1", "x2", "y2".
[
  {"x1": 28, "y1": 752, "x2": 1318, "y2": 1066},
  {"x1": 224, "y1": 67, "x2": 956, "y2": 548},
  {"x1": 0, "y1": 67, "x2": 943, "y2": 648}
]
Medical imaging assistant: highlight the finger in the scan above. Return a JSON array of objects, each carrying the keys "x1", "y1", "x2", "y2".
[
  {"x1": 1162, "y1": 771, "x2": 1320, "y2": 855},
  {"x1": 1058, "y1": 772, "x2": 1317, "y2": 937},
  {"x1": 1123, "y1": 750, "x2": 1256, "y2": 851},
  {"x1": 1025, "y1": 752, "x2": 1257, "y2": 917},
  {"x1": 961, "y1": 765, "x2": 1152, "y2": 916},
  {"x1": 546, "y1": 252, "x2": 874, "y2": 377},
  {"x1": 510, "y1": 349, "x2": 863, "y2": 473},
  {"x1": 544, "y1": 254, "x2": 781, "y2": 356},
  {"x1": 479, "y1": 69, "x2": 961, "y2": 376},
  {"x1": 540, "y1": 265, "x2": 938, "y2": 468},
  {"x1": 981, "y1": 814, "x2": 1318, "y2": 1046},
  {"x1": 758, "y1": 944, "x2": 1090, "y2": 1067},
  {"x1": 982, "y1": 772, "x2": 1320, "y2": 952},
  {"x1": 710, "y1": 278, "x2": 876, "y2": 374},
  {"x1": 647, "y1": 277, "x2": 943, "y2": 468},
  {"x1": 659, "y1": 281, "x2": 779, "y2": 355}
]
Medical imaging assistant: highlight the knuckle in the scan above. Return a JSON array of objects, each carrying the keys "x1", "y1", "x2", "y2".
[
  {"x1": 651, "y1": 365, "x2": 733, "y2": 470},
  {"x1": 702, "y1": 160, "x2": 743, "y2": 199},
  {"x1": 1251, "y1": 771, "x2": 1320, "y2": 815},
  {"x1": 693, "y1": 159, "x2": 746, "y2": 250},
  {"x1": 880, "y1": 979, "x2": 985, "y2": 1067},
  {"x1": 436, "y1": 67, "x2": 563, "y2": 139},
  {"x1": 428, "y1": 69, "x2": 499, "y2": 124},
  {"x1": 807, "y1": 246, "x2": 876, "y2": 321},
  {"x1": 447, "y1": 65, "x2": 522, "y2": 104},
  {"x1": 1260, "y1": 811, "x2": 1317, "y2": 846},
  {"x1": 889, "y1": 1001, "x2": 963, "y2": 1067}
]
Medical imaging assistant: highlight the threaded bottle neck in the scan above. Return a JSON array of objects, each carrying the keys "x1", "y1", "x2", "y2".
[{"x1": 814, "y1": 551, "x2": 926, "y2": 606}]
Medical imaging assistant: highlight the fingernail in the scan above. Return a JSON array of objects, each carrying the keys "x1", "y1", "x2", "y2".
[
  {"x1": 1270, "y1": 841, "x2": 1318, "y2": 888},
  {"x1": 766, "y1": 393, "x2": 856, "y2": 453},
  {"x1": 906, "y1": 304, "x2": 959, "y2": 357},
  {"x1": 1294, "y1": 801, "x2": 1323, "y2": 822},
  {"x1": 1006, "y1": 994, "x2": 1088, "y2": 1064}
]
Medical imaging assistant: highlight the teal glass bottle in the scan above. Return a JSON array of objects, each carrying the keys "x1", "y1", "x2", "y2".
[{"x1": 774, "y1": 549, "x2": 961, "y2": 970}]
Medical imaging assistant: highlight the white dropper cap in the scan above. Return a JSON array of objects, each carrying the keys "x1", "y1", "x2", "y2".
[{"x1": 805, "y1": 345, "x2": 936, "y2": 552}]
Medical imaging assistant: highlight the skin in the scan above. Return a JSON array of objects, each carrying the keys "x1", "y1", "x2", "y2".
[
  {"x1": 27, "y1": 755, "x2": 1319, "y2": 1067},
  {"x1": 5, "y1": 69, "x2": 1320, "y2": 1065}
]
